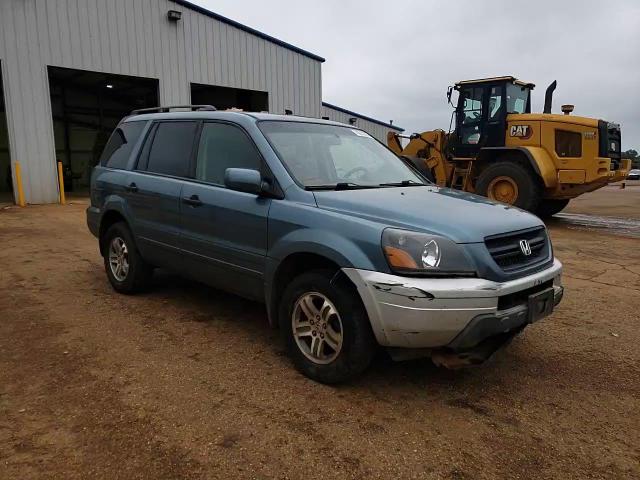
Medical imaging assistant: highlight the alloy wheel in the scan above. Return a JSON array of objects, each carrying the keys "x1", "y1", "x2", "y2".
[
  {"x1": 292, "y1": 292, "x2": 343, "y2": 364},
  {"x1": 108, "y1": 237, "x2": 129, "y2": 282}
]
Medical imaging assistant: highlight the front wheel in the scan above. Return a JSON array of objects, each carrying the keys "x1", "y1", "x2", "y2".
[
  {"x1": 475, "y1": 160, "x2": 542, "y2": 211},
  {"x1": 279, "y1": 270, "x2": 376, "y2": 384},
  {"x1": 536, "y1": 199, "x2": 570, "y2": 218}
]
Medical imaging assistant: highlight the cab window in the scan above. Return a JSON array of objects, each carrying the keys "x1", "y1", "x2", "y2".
[
  {"x1": 506, "y1": 84, "x2": 530, "y2": 114},
  {"x1": 488, "y1": 86, "x2": 503, "y2": 120},
  {"x1": 461, "y1": 87, "x2": 483, "y2": 125}
]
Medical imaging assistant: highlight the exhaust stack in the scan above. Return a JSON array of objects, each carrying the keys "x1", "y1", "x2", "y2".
[{"x1": 543, "y1": 80, "x2": 557, "y2": 114}]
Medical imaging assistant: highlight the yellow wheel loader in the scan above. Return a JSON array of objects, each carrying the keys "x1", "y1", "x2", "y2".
[{"x1": 387, "y1": 76, "x2": 631, "y2": 216}]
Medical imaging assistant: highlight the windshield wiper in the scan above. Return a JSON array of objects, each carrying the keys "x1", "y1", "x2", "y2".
[
  {"x1": 378, "y1": 180, "x2": 425, "y2": 187},
  {"x1": 305, "y1": 182, "x2": 378, "y2": 191}
]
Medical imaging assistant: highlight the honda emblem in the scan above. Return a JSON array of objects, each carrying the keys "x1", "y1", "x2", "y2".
[{"x1": 519, "y1": 239, "x2": 532, "y2": 256}]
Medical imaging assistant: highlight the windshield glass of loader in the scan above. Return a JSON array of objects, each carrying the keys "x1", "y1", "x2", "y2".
[
  {"x1": 506, "y1": 83, "x2": 530, "y2": 114},
  {"x1": 259, "y1": 121, "x2": 424, "y2": 189}
]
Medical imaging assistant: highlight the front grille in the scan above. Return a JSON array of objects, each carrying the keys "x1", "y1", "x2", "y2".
[
  {"x1": 598, "y1": 120, "x2": 622, "y2": 169},
  {"x1": 485, "y1": 227, "x2": 550, "y2": 272}
]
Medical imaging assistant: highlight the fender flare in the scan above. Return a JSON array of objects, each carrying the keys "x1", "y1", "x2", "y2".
[
  {"x1": 478, "y1": 147, "x2": 557, "y2": 188},
  {"x1": 265, "y1": 229, "x2": 381, "y2": 327}
]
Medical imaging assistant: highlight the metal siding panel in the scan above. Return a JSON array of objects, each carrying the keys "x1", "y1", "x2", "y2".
[
  {"x1": 133, "y1": 0, "x2": 147, "y2": 75},
  {"x1": 43, "y1": 0, "x2": 61, "y2": 65},
  {"x1": 223, "y1": 23, "x2": 232, "y2": 86},
  {"x1": 76, "y1": 0, "x2": 92, "y2": 67},
  {"x1": 212, "y1": 19, "x2": 222, "y2": 84},
  {"x1": 0, "y1": 0, "x2": 322, "y2": 202},
  {"x1": 87, "y1": 0, "x2": 101, "y2": 71},
  {"x1": 183, "y1": 9, "x2": 194, "y2": 82}
]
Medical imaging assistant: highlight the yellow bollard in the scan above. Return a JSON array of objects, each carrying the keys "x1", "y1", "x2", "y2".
[
  {"x1": 57, "y1": 161, "x2": 66, "y2": 205},
  {"x1": 14, "y1": 162, "x2": 26, "y2": 207}
]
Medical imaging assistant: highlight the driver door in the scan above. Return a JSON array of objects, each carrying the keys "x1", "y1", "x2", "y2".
[{"x1": 452, "y1": 86, "x2": 486, "y2": 158}]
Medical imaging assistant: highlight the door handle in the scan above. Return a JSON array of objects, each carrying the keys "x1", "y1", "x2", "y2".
[
  {"x1": 125, "y1": 182, "x2": 138, "y2": 193},
  {"x1": 182, "y1": 194, "x2": 203, "y2": 207}
]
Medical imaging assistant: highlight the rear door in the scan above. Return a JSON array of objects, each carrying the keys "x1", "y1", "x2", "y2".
[
  {"x1": 180, "y1": 121, "x2": 271, "y2": 300},
  {"x1": 125, "y1": 120, "x2": 199, "y2": 269}
]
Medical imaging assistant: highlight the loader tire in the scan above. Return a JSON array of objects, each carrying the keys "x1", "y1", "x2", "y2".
[
  {"x1": 536, "y1": 199, "x2": 570, "y2": 218},
  {"x1": 475, "y1": 160, "x2": 542, "y2": 212}
]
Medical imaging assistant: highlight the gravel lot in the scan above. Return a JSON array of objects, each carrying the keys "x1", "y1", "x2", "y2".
[{"x1": 1, "y1": 188, "x2": 639, "y2": 479}]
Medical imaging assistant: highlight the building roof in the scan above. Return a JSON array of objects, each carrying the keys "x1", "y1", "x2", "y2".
[
  {"x1": 171, "y1": 0, "x2": 325, "y2": 63},
  {"x1": 322, "y1": 102, "x2": 404, "y2": 132}
]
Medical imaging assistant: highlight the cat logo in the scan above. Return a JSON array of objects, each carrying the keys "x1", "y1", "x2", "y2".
[{"x1": 509, "y1": 125, "x2": 532, "y2": 139}]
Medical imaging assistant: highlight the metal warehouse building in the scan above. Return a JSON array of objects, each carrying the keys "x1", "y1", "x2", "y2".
[
  {"x1": 321, "y1": 102, "x2": 403, "y2": 143},
  {"x1": 0, "y1": 0, "x2": 403, "y2": 205}
]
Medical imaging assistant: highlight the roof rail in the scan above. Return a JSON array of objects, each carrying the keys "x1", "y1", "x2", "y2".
[{"x1": 130, "y1": 105, "x2": 217, "y2": 115}]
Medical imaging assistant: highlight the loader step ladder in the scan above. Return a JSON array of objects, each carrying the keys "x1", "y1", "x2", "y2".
[{"x1": 450, "y1": 158, "x2": 474, "y2": 191}]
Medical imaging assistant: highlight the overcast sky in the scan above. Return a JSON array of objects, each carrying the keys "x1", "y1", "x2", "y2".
[{"x1": 195, "y1": 0, "x2": 640, "y2": 149}]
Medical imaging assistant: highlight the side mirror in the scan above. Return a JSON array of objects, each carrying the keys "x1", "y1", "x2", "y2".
[{"x1": 224, "y1": 168, "x2": 265, "y2": 195}]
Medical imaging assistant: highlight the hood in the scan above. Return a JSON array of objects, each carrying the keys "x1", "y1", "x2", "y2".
[
  {"x1": 313, "y1": 185, "x2": 543, "y2": 243},
  {"x1": 508, "y1": 113, "x2": 599, "y2": 128}
]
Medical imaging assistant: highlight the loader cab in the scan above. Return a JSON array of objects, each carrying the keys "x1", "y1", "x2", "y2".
[{"x1": 448, "y1": 76, "x2": 534, "y2": 158}]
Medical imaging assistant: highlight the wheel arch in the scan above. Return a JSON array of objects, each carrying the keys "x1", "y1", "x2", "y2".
[
  {"x1": 477, "y1": 147, "x2": 557, "y2": 188},
  {"x1": 98, "y1": 209, "x2": 129, "y2": 256},
  {"x1": 266, "y1": 252, "x2": 358, "y2": 329}
]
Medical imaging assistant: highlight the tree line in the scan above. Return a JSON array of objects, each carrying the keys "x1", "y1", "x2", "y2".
[{"x1": 622, "y1": 149, "x2": 640, "y2": 169}]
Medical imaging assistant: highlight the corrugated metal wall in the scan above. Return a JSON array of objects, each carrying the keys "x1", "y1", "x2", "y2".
[
  {"x1": 320, "y1": 104, "x2": 402, "y2": 143},
  {"x1": 0, "y1": 0, "x2": 322, "y2": 203}
]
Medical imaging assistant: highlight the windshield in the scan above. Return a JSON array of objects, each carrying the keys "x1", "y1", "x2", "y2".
[
  {"x1": 506, "y1": 83, "x2": 530, "y2": 114},
  {"x1": 258, "y1": 121, "x2": 424, "y2": 188}
]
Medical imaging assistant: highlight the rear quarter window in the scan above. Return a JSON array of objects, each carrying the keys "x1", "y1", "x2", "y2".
[{"x1": 99, "y1": 121, "x2": 146, "y2": 169}]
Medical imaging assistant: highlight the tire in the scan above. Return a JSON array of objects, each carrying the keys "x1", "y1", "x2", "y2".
[
  {"x1": 475, "y1": 160, "x2": 542, "y2": 212},
  {"x1": 279, "y1": 269, "x2": 376, "y2": 384},
  {"x1": 401, "y1": 156, "x2": 435, "y2": 183},
  {"x1": 536, "y1": 199, "x2": 570, "y2": 218},
  {"x1": 102, "y1": 222, "x2": 152, "y2": 294}
]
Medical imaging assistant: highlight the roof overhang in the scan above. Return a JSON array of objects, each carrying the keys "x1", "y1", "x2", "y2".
[
  {"x1": 455, "y1": 76, "x2": 535, "y2": 89},
  {"x1": 171, "y1": 0, "x2": 325, "y2": 62},
  {"x1": 322, "y1": 102, "x2": 404, "y2": 131}
]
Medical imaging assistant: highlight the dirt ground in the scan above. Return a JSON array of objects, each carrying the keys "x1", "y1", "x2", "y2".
[
  {"x1": 1, "y1": 188, "x2": 639, "y2": 480},
  {"x1": 564, "y1": 182, "x2": 640, "y2": 220}
]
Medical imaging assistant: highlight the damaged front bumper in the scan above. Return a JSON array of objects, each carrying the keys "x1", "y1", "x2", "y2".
[{"x1": 342, "y1": 259, "x2": 563, "y2": 352}]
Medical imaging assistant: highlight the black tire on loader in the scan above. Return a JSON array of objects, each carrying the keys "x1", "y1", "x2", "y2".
[
  {"x1": 536, "y1": 199, "x2": 570, "y2": 218},
  {"x1": 475, "y1": 160, "x2": 542, "y2": 212}
]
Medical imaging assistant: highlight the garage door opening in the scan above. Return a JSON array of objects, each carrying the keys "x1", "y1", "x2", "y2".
[
  {"x1": 190, "y1": 83, "x2": 268, "y2": 112},
  {"x1": 47, "y1": 66, "x2": 158, "y2": 193},
  {"x1": 0, "y1": 61, "x2": 13, "y2": 204}
]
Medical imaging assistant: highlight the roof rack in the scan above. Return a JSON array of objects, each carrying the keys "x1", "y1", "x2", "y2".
[{"x1": 130, "y1": 105, "x2": 217, "y2": 115}]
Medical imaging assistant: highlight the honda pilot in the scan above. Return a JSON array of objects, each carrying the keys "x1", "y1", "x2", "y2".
[{"x1": 87, "y1": 106, "x2": 563, "y2": 383}]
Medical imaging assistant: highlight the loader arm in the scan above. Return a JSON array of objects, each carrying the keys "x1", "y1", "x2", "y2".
[{"x1": 387, "y1": 130, "x2": 450, "y2": 187}]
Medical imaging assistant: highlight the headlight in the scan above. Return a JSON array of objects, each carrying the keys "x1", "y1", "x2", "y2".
[{"x1": 382, "y1": 228, "x2": 476, "y2": 276}]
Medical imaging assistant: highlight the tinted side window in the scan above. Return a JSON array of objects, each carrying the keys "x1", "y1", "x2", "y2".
[
  {"x1": 195, "y1": 123, "x2": 261, "y2": 185},
  {"x1": 147, "y1": 121, "x2": 198, "y2": 177},
  {"x1": 99, "y1": 121, "x2": 146, "y2": 169},
  {"x1": 488, "y1": 86, "x2": 502, "y2": 120}
]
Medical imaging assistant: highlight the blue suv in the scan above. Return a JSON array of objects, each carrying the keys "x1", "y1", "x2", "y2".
[{"x1": 87, "y1": 106, "x2": 563, "y2": 383}]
